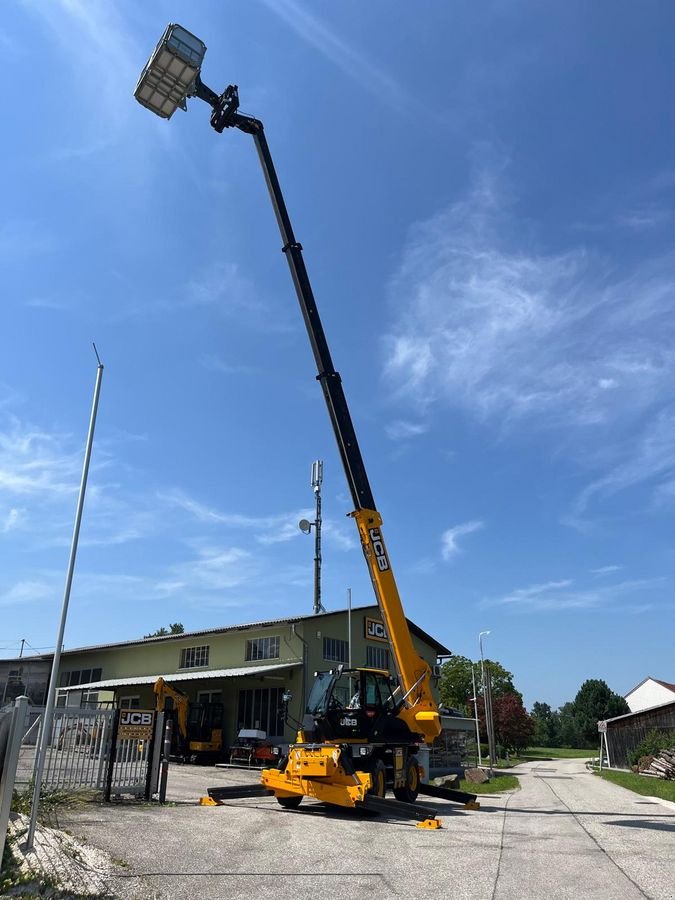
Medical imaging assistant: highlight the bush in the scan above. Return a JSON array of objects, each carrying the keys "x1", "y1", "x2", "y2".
[{"x1": 629, "y1": 729, "x2": 674, "y2": 767}]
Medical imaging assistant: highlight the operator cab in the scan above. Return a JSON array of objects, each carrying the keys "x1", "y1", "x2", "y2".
[{"x1": 305, "y1": 666, "x2": 404, "y2": 742}]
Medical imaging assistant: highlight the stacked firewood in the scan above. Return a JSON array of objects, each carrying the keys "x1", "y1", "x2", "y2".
[{"x1": 642, "y1": 748, "x2": 675, "y2": 779}]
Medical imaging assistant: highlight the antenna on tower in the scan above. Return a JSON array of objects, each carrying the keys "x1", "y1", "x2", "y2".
[{"x1": 299, "y1": 460, "x2": 325, "y2": 614}]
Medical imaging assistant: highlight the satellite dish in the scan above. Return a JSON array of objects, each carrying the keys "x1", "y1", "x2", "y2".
[{"x1": 298, "y1": 518, "x2": 312, "y2": 534}]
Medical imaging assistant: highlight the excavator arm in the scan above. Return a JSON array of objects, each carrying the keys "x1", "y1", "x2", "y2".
[{"x1": 154, "y1": 676, "x2": 189, "y2": 742}]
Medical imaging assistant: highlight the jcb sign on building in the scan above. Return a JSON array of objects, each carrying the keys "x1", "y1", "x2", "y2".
[
  {"x1": 365, "y1": 617, "x2": 388, "y2": 643},
  {"x1": 118, "y1": 709, "x2": 155, "y2": 741}
]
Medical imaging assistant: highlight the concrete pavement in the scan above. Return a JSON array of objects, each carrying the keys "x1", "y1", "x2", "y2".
[{"x1": 57, "y1": 758, "x2": 675, "y2": 899}]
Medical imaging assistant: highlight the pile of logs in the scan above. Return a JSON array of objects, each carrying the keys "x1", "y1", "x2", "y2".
[{"x1": 641, "y1": 748, "x2": 675, "y2": 779}]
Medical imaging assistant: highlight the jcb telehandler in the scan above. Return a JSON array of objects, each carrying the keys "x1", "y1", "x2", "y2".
[{"x1": 135, "y1": 24, "x2": 478, "y2": 825}]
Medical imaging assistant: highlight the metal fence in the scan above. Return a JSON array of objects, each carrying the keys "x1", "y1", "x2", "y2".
[{"x1": 12, "y1": 705, "x2": 164, "y2": 798}]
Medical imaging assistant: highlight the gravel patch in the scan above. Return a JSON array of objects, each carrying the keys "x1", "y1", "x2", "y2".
[{"x1": 4, "y1": 813, "x2": 139, "y2": 899}]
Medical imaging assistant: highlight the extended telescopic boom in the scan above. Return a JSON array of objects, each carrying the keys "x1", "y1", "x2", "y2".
[{"x1": 134, "y1": 31, "x2": 441, "y2": 739}]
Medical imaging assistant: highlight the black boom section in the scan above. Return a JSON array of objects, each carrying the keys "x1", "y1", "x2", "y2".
[{"x1": 250, "y1": 120, "x2": 376, "y2": 513}]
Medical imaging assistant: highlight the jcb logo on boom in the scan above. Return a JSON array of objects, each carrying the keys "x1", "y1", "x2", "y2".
[{"x1": 368, "y1": 527, "x2": 390, "y2": 572}]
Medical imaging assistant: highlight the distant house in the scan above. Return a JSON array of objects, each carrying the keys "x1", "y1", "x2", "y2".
[{"x1": 625, "y1": 677, "x2": 675, "y2": 713}]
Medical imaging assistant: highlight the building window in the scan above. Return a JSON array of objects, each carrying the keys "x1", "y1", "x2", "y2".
[
  {"x1": 197, "y1": 690, "x2": 223, "y2": 705},
  {"x1": 179, "y1": 645, "x2": 210, "y2": 669},
  {"x1": 366, "y1": 645, "x2": 389, "y2": 670},
  {"x1": 245, "y1": 636, "x2": 280, "y2": 661},
  {"x1": 59, "y1": 668, "x2": 102, "y2": 688},
  {"x1": 323, "y1": 637, "x2": 348, "y2": 663},
  {"x1": 237, "y1": 687, "x2": 285, "y2": 737},
  {"x1": 119, "y1": 696, "x2": 140, "y2": 709}
]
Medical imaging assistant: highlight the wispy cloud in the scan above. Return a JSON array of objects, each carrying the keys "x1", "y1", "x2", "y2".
[
  {"x1": 158, "y1": 488, "x2": 354, "y2": 550},
  {"x1": 1, "y1": 508, "x2": 24, "y2": 533},
  {"x1": 21, "y1": 0, "x2": 142, "y2": 157},
  {"x1": 0, "y1": 418, "x2": 80, "y2": 497},
  {"x1": 440, "y1": 520, "x2": 484, "y2": 561},
  {"x1": 0, "y1": 580, "x2": 53, "y2": 607},
  {"x1": 482, "y1": 577, "x2": 665, "y2": 612},
  {"x1": 385, "y1": 420, "x2": 429, "y2": 442},
  {"x1": 384, "y1": 170, "x2": 675, "y2": 521},
  {"x1": 569, "y1": 410, "x2": 675, "y2": 523},
  {"x1": 591, "y1": 565, "x2": 622, "y2": 576},
  {"x1": 384, "y1": 179, "x2": 675, "y2": 431},
  {"x1": 260, "y1": 0, "x2": 418, "y2": 112},
  {"x1": 200, "y1": 354, "x2": 258, "y2": 377}
]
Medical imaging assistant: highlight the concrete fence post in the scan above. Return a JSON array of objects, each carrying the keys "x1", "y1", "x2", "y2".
[{"x1": 0, "y1": 696, "x2": 29, "y2": 871}]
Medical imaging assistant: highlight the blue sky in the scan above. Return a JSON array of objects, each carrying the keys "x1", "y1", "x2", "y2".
[{"x1": 1, "y1": 1, "x2": 674, "y2": 710}]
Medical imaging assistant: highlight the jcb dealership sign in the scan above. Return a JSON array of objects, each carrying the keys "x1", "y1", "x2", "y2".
[
  {"x1": 118, "y1": 709, "x2": 155, "y2": 741},
  {"x1": 365, "y1": 617, "x2": 388, "y2": 643}
]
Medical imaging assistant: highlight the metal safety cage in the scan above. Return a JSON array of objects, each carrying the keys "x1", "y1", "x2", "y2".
[{"x1": 134, "y1": 23, "x2": 207, "y2": 119}]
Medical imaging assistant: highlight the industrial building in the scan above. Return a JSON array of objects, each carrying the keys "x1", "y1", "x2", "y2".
[{"x1": 1, "y1": 606, "x2": 449, "y2": 750}]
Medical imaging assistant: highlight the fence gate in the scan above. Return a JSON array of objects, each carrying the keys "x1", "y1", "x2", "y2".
[
  {"x1": 105, "y1": 708, "x2": 158, "y2": 799},
  {"x1": 13, "y1": 705, "x2": 164, "y2": 800}
]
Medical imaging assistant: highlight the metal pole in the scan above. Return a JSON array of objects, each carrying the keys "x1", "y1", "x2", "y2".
[
  {"x1": 0, "y1": 696, "x2": 29, "y2": 869},
  {"x1": 347, "y1": 588, "x2": 352, "y2": 669},
  {"x1": 471, "y1": 665, "x2": 482, "y2": 766},
  {"x1": 479, "y1": 631, "x2": 494, "y2": 773},
  {"x1": 311, "y1": 460, "x2": 323, "y2": 615},
  {"x1": 485, "y1": 666, "x2": 497, "y2": 771},
  {"x1": 26, "y1": 352, "x2": 104, "y2": 851}
]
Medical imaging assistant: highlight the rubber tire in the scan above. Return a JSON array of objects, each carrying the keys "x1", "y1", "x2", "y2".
[
  {"x1": 393, "y1": 754, "x2": 420, "y2": 803},
  {"x1": 369, "y1": 759, "x2": 387, "y2": 798},
  {"x1": 276, "y1": 794, "x2": 302, "y2": 809}
]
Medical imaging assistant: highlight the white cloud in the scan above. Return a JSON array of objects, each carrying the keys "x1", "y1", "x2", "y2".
[
  {"x1": 159, "y1": 488, "x2": 355, "y2": 550},
  {"x1": 21, "y1": 0, "x2": 142, "y2": 155},
  {"x1": 385, "y1": 420, "x2": 429, "y2": 441},
  {"x1": 1, "y1": 508, "x2": 23, "y2": 533},
  {"x1": 482, "y1": 577, "x2": 665, "y2": 612},
  {"x1": 591, "y1": 565, "x2": 622, "y2": 576},
  {"x1": 440, "y1": 520, "x2": 484, "y2": 561},
  {"x1": 0, "y1": 580, "x2": 53, "y2": 606},
  {"x1": 261, "y1": 0, "x2": 419, "y2": 113},
  {"x1": 384, "y1": 181, "x2": 675, "y2": 432},
  {"x1": 0, "y1": 418, "x2": 80, "y2": 497},
  {"x1": 570, "y1": 410, "x2": 675, "y2": 522}
]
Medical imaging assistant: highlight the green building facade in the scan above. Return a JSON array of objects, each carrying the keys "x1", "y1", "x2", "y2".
[{"x1": 53, "y1": 605, "x2": 448, "y2": 746}]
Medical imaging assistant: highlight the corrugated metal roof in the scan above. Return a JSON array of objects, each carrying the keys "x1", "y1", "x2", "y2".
[
  {"x1": 61, "y1": 661, "x2": 301, "y2": 691},
  {"x1": 37, "y1": 604, "x2": 450, "y2": 658}
]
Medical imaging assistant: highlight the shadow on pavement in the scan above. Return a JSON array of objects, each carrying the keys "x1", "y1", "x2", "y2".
[{"x1": 605, "y1": 818, "x2": 675, "y2": 832}]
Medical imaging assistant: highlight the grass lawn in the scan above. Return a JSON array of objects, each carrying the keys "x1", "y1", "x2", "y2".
[
  {"x1": 520, "y1": 747, "x2": 595, "y2": 759},
  {"x1": 596, "y1": 769, "x2": 675, "y2": 802},
  {"x1": 459, "y1": 773, "x2": 520, "y2": 794}
]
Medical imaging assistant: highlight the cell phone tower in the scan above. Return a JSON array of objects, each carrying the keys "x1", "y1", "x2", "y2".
[{"x1": 299, "y1": 460, "x2": 324, "y2": 614}]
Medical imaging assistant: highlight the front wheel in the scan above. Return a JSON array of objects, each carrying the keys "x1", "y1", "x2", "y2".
[
  {"x1": 393, "y1": 755, "x2": 420, "y2": 803},
  {"x1": 369, "y1": 759, "x2": 387, "y2": 798},
  {"x1": 276, "y1": 794, "x2": 302, "y2": 809}
]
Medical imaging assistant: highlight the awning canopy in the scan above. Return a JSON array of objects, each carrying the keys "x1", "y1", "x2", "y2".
[{"x1": 61, "y1": 661, "x2": 301, "y2": 691}]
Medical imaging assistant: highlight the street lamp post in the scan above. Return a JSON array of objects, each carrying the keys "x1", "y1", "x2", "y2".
[
  {"x1": 479, "y1": 630, "x2": 497, "y2": 773},
  {"x1": 471, "y1": 664, "x2": 482, "y2": 767}
]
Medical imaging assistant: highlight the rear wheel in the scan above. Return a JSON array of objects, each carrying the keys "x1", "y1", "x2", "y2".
[
  {"x1": 393, "y1": 754, "x2": 420, "y2": 803},
  {"x1": 276, "y1": 794, "x2": 302, "y2": 809},
  {"x1": 369, "y1": 759, "x2": 387, "y2": 798}
]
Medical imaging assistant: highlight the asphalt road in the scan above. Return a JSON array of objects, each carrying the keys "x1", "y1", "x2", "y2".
[{"x1": 59, "y1": 758, "x2": 675, "y2": 900}]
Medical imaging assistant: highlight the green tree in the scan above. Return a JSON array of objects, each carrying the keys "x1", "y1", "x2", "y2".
[
  {"x1": 572, "y1": 679, "x2": 629, "y2": 747},
  {"x1": 530, "y1": 701, "x2": 561, "y2": 748},
  {"x1": 144, "y1": 622, "x2": 185, "y2": 638},
  {"x1": 558, "y1": 701, "x2": 583, "y2": 748},
  {"x1": 439, "y1": 655, "x2": 520, "y2": 715}
]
